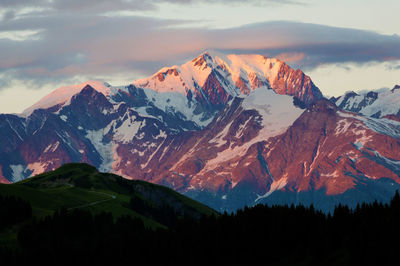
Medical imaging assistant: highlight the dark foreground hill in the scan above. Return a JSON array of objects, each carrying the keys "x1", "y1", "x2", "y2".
[{"x1": 0, "y1": 163, "x2": 216, "y2": 230}]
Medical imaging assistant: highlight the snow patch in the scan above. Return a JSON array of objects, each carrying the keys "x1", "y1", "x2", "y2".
[
  {"x1": 113, "y1": 113, "x2": 147, "y2": 144},
  {"x1": 10, "y1": 165, "x2": 27, "y2": 182},
  {"x1": 140, "y1": 88, "x2": 212, "y2": 128},
  {"x1": 337, "y1": 111, "x2": 400, "y2": 138},
  {"x1": 235, "y1": 117, "x2": 252, "y2": 138},
  {"x1": 335, "y1": 119, "x2": 352, "y2": 136},
  {"x1": 141, "y1": 139, "x2": 166, "y2": 169},
  {"x1": 209, "y1": 120, "x2": 234, "y2": 147},
  {"x1": 27, "y1": 162, "x2": 47, "y2": 177},
  {"x1": 255, "y1": 176, "x2": 288, "y2": 202},
  {"x1": 5, "y1": 117, "x2": 23, "y2": 141},
  {"x1": 111, "y1": 144, "x2": 124, "y2": 174},
  {"x1": 321, "y1": 170, "x2": 340, "y2": 178},
  {"x1": 85, "y1": 129, "x2": 114, "y2": 172},
  {"x1": 155, "y1": 130, "x2": 167, "y2": 139},
  {"x1": 43, "y1": 141, "x2": 60, "y2": 153},
  {"x1": 352, "y1": 127, "x2": 372, "y2": 148},
  {"x1": 370, "y1": 149, "x2": 400, "y2": 170},
  {"x1": 131, "y1": 149, "x2": 145, "y2": 157},
  {"x1": 307, "y1": 138, "x2": 327, "y2": 176},
  {"x1": 242, "y1": 87, "x2": 303, "y2": 138},
  {"x1": 231, "y1": 180, "x2": 239, "y2": 188}
]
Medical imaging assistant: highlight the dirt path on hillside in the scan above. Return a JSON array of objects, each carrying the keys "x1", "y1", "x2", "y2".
[{"x1": 68, "y1": 191, "x2": 116, "y2": 210}]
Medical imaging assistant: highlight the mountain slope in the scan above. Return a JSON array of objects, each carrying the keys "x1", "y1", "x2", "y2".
[
  {"x1": 152, "y1": 99, "x2": 400, "y2": 211},
  {"x1": 253, "y1": 99, "x2": 400, "y2": 210}
]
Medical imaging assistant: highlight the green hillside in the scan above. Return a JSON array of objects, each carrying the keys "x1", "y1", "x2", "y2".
[{"x1": 0, "y1": 163, "x2": 217, "y2": 229}]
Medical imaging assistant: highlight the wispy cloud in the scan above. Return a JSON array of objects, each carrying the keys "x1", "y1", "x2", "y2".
[
  {"x1": 0, "y1": 0, "x2": 303, "y2": 12},
  {"x1": 0, "y1": 2, "x2": 399, "y2": 93}
]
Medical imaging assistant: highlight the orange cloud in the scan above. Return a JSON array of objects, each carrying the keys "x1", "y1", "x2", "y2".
[{"x1": 275, "y1": 52, "x2": 305, "y2": 63}]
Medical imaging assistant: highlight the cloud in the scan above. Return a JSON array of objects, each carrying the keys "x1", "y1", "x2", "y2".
[
  {"x1": 0, "y1": 0, "x2": 303, "y2": 12},
  {"x1": 386, "y1": 63, "x2": 400, "y2": 71},
  {"x1": 274, "y1": 52, "x2": 305, "y2": 63},
  {"x1": 0, "y1": 0, "x2": 49, "y2": 8},
  {"x1": 212, "y1": 22, "x2": 400, "y2": 68},
  {"x1": 160, "y1": 0, "x2": 304, "y2": 5},
  {"x1": 2, "y1": 10, "x2": 16, "y2": 21},
  {"x1": 51, "y1": 0, "x2": 155, "y2": 13},
  {"x1": 0, "y1": 9, "x2": 400, "y2": 93}
]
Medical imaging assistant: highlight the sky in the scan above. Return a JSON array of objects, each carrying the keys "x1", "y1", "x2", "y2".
[{"x1": 0, "y1": 0, "x2": 400, "y2": 113}]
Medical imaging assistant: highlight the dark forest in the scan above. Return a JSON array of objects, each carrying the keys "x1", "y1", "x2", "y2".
[{"x1": 2, "y1": 191, "x2": 400, "y2": 266}]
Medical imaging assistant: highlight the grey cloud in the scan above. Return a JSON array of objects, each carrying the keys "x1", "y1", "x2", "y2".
[
  {"x1": 2, "y1": 10, "x2": 15, "y2": 21},
  {"x1": 1, "y1": 13, "x2": 400, "y2": 92},
  {"x1": 212, "y1": 21, "x2": 400, "y2": 68},
  {"x1": 51, "y1": 0, "x2": 155, "y2": 12},
  {"x1": 0, "y1": 0, "x2": 304, "y2": 12},
  {"x1": 159, "y1": 0, "x2": 304, "y2": 4},
  {"x1": 386, "y1": 64, "x2": 400, "y2": 71},
  {"x1": 0, "y1": 0, "x2": 50, "y2": 7},
  {"x1": 50, "y1": 0, "x2": 299, "y2": 13}
]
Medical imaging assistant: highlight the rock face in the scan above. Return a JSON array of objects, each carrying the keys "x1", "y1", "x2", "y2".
[
  {"x1": 252, "y1": 100, "x2": 400, "y2": 210},
  {"x1": 150, "y1": 98, "x2": 400, "y2": 212},
  {"x1": 2, "y1": 51, "x2": 400, "y2": 212}
]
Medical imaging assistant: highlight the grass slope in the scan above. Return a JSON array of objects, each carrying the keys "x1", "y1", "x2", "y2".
[{"x1": 0, "y1": 163, "x2": 217, "y2": 228}]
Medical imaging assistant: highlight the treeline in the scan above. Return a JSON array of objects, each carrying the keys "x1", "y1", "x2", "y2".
[
  {"x1": 0, "y1": 195, "x2": 32, "y2": 230},
  {"x1": 129, "y1": 194, "x2": 181, "y2": 227},
  {"x1": 2, "y1": 193, "x2": 400, "y2": 265}
]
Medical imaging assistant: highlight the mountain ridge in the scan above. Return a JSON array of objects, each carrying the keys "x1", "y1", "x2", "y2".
[
  {"x1": 331, "y1": 85, "x2": 400, "y2": 119},
  {"x1": 1, "y1": 52, "x2": 399, "y2": 212},
  {"x1": 20, "y1": 51, "x2": 322, "y2": 123}
]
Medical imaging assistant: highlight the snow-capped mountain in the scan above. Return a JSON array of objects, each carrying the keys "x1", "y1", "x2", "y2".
[
  {"x1": 134, "y1": 51, "x2": 322, "y2": 106},
  {"x1": 130, "y1": 96, "x2": 400, "y2": 211},
  {"x1": 331, "y1": 85, "x2": 400, "y2": 119},
  {"x1": 1, "y1": 51, "x2": 399, "y2": 212}
]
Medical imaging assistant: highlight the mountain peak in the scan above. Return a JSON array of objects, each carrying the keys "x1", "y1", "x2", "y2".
[
  {"x1": 391, "y1": 84, "x2": 400, "y2": 92},
  {"x1": 133, "y1": 51, "x2": 322, "y2": 106},
  {"x1": 81, "y1": 84, "x2": 99, "y2": 94},
  {"x1": 192, "y1": 51, "x2": 214, "y2": 66},
  {"x1": 22, "y1": 80, "x2": 111, "y2": 116}
]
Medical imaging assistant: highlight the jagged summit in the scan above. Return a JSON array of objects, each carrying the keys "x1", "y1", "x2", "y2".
[
  {"x1": 133, "y1": 50, "x2": 285, "y2": 94},
  {"x1": 133, "y1": 50, "x2": 322, "y2": 106},
  {"x1": 21, "y1": 52, "x2": 323, "y2": 119}
]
